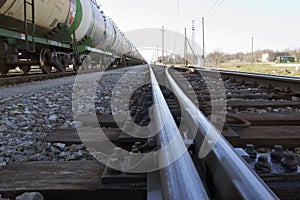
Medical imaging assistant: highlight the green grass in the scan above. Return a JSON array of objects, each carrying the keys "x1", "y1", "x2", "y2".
[{"x1": 216, "y1": 63, "x2": 300, "y2": 77}]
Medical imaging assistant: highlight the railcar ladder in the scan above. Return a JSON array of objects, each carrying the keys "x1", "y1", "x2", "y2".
[{"x1": 23, "y1": 0, "x2": 35, "y2": 52}]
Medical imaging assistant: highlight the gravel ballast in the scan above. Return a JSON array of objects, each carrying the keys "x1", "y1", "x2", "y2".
[{"x1": 0, "y1": 67, "x2": 140, "y2": 168}]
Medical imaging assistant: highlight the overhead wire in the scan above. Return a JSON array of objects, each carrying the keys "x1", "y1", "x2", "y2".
[
  {"x1": 206, "y1": 0, "x2": 220, "y2": 17},
  {"x1": 206, "y1": 0, "x2": 225, "y2": 19}
]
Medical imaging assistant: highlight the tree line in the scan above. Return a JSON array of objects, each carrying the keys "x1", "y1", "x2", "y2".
[{"x1": 206, "y1": 49, "x2": 300, "y2": 67}]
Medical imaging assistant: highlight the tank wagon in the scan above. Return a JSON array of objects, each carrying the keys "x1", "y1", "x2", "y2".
[{"x1": 0, "y1": 0, "x2": 145, "y2": 75}]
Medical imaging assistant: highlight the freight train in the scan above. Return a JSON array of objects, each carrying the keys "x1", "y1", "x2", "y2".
[{"x1": 0, "y1": 0, "x2": 146, "y2": 75}]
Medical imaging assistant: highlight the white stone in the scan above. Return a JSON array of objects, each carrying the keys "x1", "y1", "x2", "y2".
[
  {"x1": 52, "y1": 143, "x2": 66, "y2": 150},
  {"x1": 48, "y1": 115, "x2": 58, "y2": 121},
  {"x1": 0, "y1": 125, "x2": 7, "y2": 132}
]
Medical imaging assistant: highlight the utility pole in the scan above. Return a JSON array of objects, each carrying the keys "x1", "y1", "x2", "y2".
[
  {"x1": 202, "y1": 17, "x2": 205, "y2": 67},
  {"x1": 192, "y1": 20, "x2": 195, "y2": 65},
  {"x1": 162, "y1": 25, "x2": 165, "y2": 64},
  {"x1": 177, "y1": 0, "x2": 179, "y2": 31},
  {"x1": 156, "y1": 45, "x2": 159, "y2": 63},
  {"x1": 251, "y1": 36, "x2": 254, "y2": 65},
  {"x1": 173, "y1": 39, "x2": 176, "y2": 65},
  {"x1": 184, "y1": 27, "x2": 187, "y2": 66}
]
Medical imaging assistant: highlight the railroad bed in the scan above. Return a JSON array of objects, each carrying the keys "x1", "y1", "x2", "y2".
[
  {"x1": 0, "y1": 65, "x2": 299, "y2": 199},
  {"x1": 174, "y1": 67, "x2": 300, "y2": 149}
]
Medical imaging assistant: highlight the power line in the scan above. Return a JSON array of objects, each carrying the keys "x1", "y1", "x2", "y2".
[
  {"x1": 206, "y1": 0, "x2": 225, "y2": 19},
  {"x1": 206, "y1": 0, "x2": 220, "y2": 17}
]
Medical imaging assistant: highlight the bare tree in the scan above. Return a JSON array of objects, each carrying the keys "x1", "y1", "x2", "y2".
[{"x1": 206, "y1": 49, "x2": 225, "y2": 67}]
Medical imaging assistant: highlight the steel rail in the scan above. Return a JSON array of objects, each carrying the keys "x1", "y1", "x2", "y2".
[
  {"x1": 0, "y1": 72, "x2": 76, "y2": 86},
  {"x1": 0, "y1": 68, "x2": 111, "y2": 87},
  {"x1": 149, "y1": 66, "x2": 209, "y2": 200},
  {"x1": 207, "y1": 68, "x2": 300, "y2": 93},
  {"x1": 165, "y1": 67, "x2": 279, "y2": 199},
  {"x1": 211, "y1": 68, "x2": 300, "y2": 82}
]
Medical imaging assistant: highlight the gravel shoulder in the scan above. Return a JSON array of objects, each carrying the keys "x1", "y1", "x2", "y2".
[{"x1": 0, "y1": 66, "x2": 144, "y2": 169}]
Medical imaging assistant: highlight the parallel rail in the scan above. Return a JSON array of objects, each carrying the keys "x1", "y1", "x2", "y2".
[
  {"x1": 206, "y1": 68, "x2": 300, "y2": 93},
  {"x1": 0, "y1": 67, "x2": 122, "y2": 87},
  {"x1": 0, "y1": 71, "x2": 77, "y2": 86}
]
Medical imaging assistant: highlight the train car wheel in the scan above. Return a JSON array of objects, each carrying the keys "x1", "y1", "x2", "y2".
[
  {"x1": 73, "y1": 64, "x2": 79, "y2": 71},
  {"x1": 40, "y1": 49, "x2": 52, "y2": 74},
  {"x1": 21, "y1": 65, "x2": 31, "y2": 75},
  {"x1": 58, "y1": 66, "x2": 66, "y2": 73},
  {"x1": 0, "y1": 66, "x2": 9, "y2": 75}
]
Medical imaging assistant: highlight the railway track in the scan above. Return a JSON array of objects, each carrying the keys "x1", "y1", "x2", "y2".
[
  {"x1": 0, "y1": 71, "x2": 77, "y2": 87},
  {"x1": 0, "y1": 65, "x2": 299, "y2": 199},
  {"x1": 176, "y1": 68, "x2": 300, "y2": 148},
  {"x1": 0, "y1": 66, "x2": 123, "y2": 87}
]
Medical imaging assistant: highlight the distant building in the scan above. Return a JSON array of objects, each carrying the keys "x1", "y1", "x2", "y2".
[
  {"x1": 261, "y1": 52, "x2": 290, "y2": 62},
  {"x1": 262, "y1": 53, "x2": 270, "y2": 62},
  {"x1": 277, "y1": 56, "x2": 295, "y2": 63}
]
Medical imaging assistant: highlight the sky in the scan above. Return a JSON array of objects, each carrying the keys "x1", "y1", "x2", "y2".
[{"x1": 97, "y1": 0, "x2": 300, "y2": 55}]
